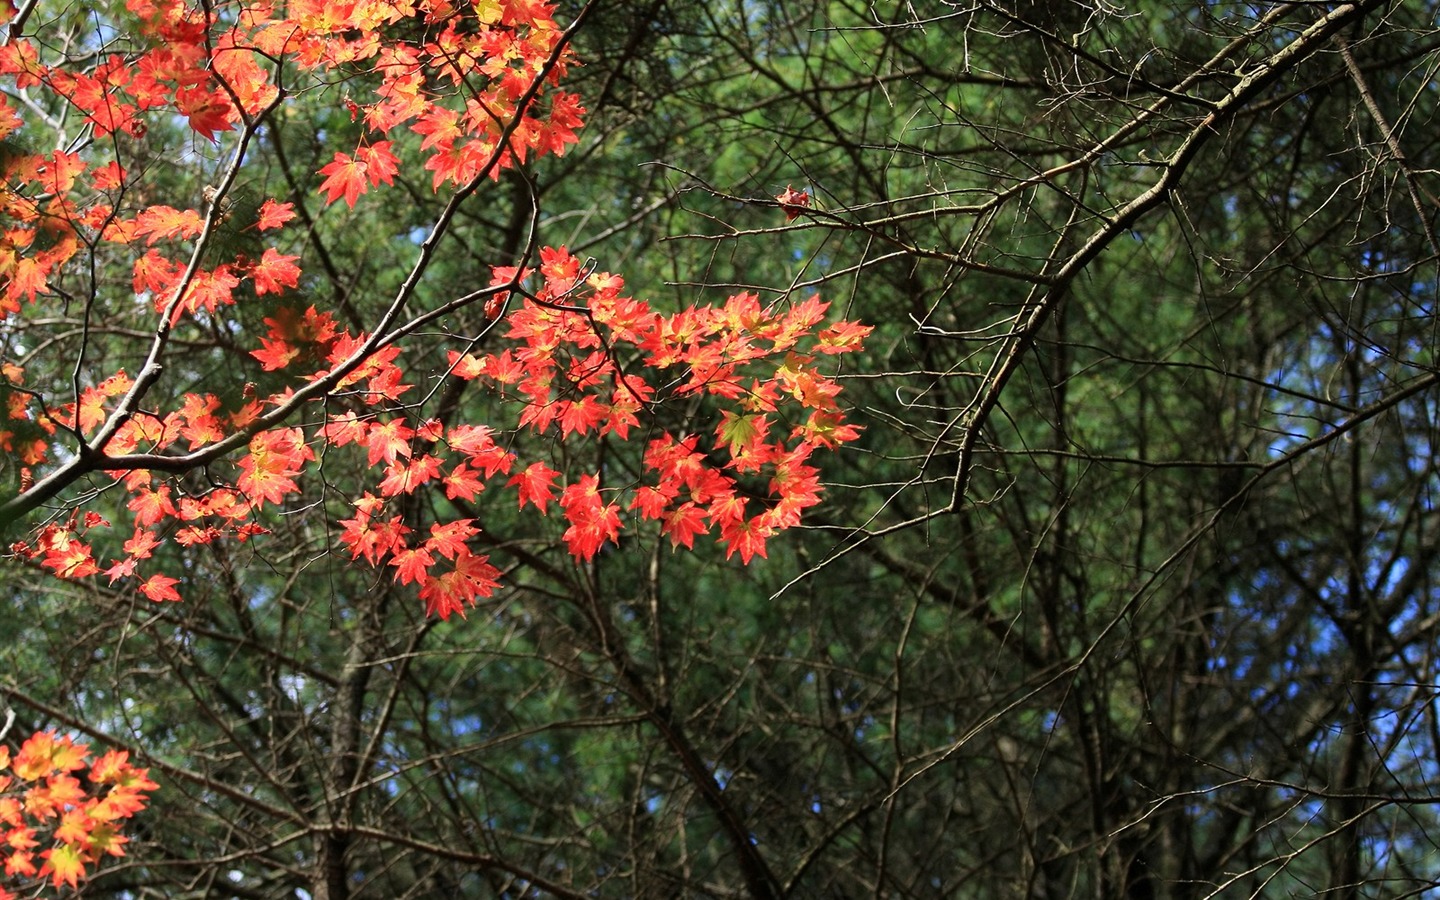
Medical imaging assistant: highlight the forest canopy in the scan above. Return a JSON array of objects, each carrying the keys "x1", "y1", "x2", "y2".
[{"x1": 0, "y1": 0, "x2": 1438, "y2": 897}]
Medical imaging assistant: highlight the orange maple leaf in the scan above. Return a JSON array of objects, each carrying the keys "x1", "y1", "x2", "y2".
[
  {"x1": 139, "y1": 573, "x2": 181, "y2": 602},
  {"x1": 4, "y1": 827, "x2": 35, "y2": 851},
  {"x1": 4, "y1": 847, "x2": 35, "y2": 878},
  {"x1": 38, "y1": 841, "x2": 84, "y2": 890},
  {"x1": 254, "y1": 199, "x2": 296, "y2": 231},
  {"x1": 53, "y1": 806, "x2": 91, "y2": 840},
  {"x1": 13, "y1": 732, "x2": 87, "y2": 781},
  {"x1": 132, "y1": 205, "x2": 204, "y2": 245},
  {"x1": 39, "y1": 535, "x2": 100, "y2": 579},
  {"x1": 250, "y1": 247, "x2": 301, "y2": 296}
]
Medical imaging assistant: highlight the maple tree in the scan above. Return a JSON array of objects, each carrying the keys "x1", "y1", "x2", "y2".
[
  {"x1": 0, "y1": 0, "x2": 867, "y2": 891},
  {"x1": 0, "y1": 0, "x2": 867, "y2": 621}
]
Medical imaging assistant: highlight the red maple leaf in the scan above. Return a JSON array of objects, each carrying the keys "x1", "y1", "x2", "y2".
[
  {"x1": 122, "y1": 528, "x2": 160, "y2": 558},
  {"x1": 602, "y1": 396, "x2": 641, "y2": 439},
  {"x1": 132, "y1": 249, "x2": 182, "y2": 295},
  {"x1": 561, "y1": 503, "x2": 622, "y2": 562},
  {"x1": 446, "y1": 350, "x2": 487, "y2": 379},
  {"x1": 416, "y1": 418, "x2": 444, "y2": 442},
  {"x1": 355, "y1": 141, "x2": 399, "y2": 187},
  {"x1": 339, "y1": 503, "x2": 410, "y2": 566},
  {"x1": 815, "y1": 319, "x2": 874, "y2": 353},
  {"x1": 424, "y1": 519, "x2": 477, "y2": 560},
  {"x1": 389, "y1": 545, "x2": 434, "y2": 586},
  {"x1": 320, "y1": 412, "x2": 370, "y2": 447},
  {"x1": 104, "y1": 557, "x2": 139, "y2": 583},
  {"x1": 663, "y1": 503, "x2": 710, "y2": 550},
  {"x1": 254, "y1": 199, "x2": 296, "y2": 231},
  {"x1": 445, "y1": 423, "x2": 498, "y2": 456},
  {"x1": 418, "y1": 547, "x2": 500, "y2": 620},
  {"x1": 719, "y1": 516, "x2": 771, "y2": 564},
  {"x1": 378, "y1": 454, "x2": 443, "y2": 496},
  {"x1": 176, "y1": 392, "x2": 225, "y2": 449},
  {"x1": 249, "y1": 248, "x2": 301, "y2": 296},
  {"x1": 236, "y1": 428, "x2": 311, "y2": 506},
  {"x1": 365, "y1": 418, "x2": 414, "y2": 467},
  {"x1": 509, "y1": 462, "x2": 560, "y2": 513},
  {"x1": 176, "y1": 86, "x2": 233, "y2": 140},
  {"x1": 39, "y1": 534, "x2": 99, "y2": 579},
  {"x1": 139, "y1": 573, "x2": 181, "y2": 602},
  {"x1": 442, "y1": 463, "x2": 486, "y2": 501},
  {"x1": 317, "y1": 152, "x2": 368, "y2": 208},
  {"x1": 132, "y1": 205, "x2": 204, "y2": 245},
  {"x1": 250, "y1": 337, "x2": 297, "y2": 371},
  {"x1": 91, "y1": 161, "x2": 126, "y2": 191},
  {"x1": 7, "y1": 256, "x2": 50, "y2": 303},
  {"x1": 237, "y1": 457, "x2": 297, "y2": 506},
  {"x1": 630, "y1": 484, "x2": 673, "y2": 520},
  {"x1": 560, "y1": 474, "x2": 621, "y2": 560},
  {"x1": 174, "y1": 525, "x2": 222, "y2": 546},
  {"x1": 167, "y1": 265, "x2": 240, "y2": 324},
  {"x1": 0, "y1": 40, "x2": 43, "y2": 89},
  {"x1": 708, "y1": 493, "x2": 746, "y2": 526},
  {"x1": 557, "y1": 396, "x2": 607, "y2": 437}
]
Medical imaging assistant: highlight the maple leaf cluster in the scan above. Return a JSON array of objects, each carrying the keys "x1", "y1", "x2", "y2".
[
  {"x1": 443, "y1": 247, "x2": 872, "y2": 566},
  {"x1": 303, "y1": 247, "x2": 870, "y2": 613},
  {"x1": 0, "y1": 730, "x2": 156, "y2": 895},
  {"x1": 0, "y1": 0, "x2": 583, "y2": 316},
  {"x1": 0, "y1": 0, "x2": 579, "y2": 597},
  {"x1": 8, "y1": 245, "x2": 870, "y2": 617},
  {"x1": 0, "y1": 0, "x2": 870, "y2": 624},
  {"x1": 0, "y1": 2, "x2": 871, "y2": 894}
]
